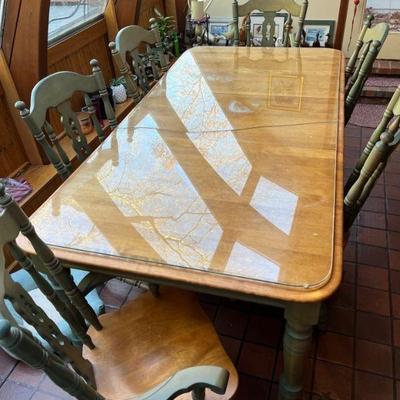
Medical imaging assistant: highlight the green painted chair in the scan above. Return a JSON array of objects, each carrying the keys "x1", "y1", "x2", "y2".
[
  {"x1": 109, "y1": 20, "x2": 168, "y2": 100},
  {"x1": 0, "y1": 183, "x2": 105, "y2": 348},
  {"x1": 345, "y1": 85, "x2": 400, "y2": 196},
  {"x1": 344, "y1": 87, "x2": 400, "y2": 232},
  {"x1": 0, "y1": 185, "x2": 237, "y2": 400},
  {"x1": 345, "y1": 15, "x2": 389, "y2": 124},
  {"x1": 232, "y1": 0, "x2": 308, "y2": 47},
  {"x1": 15, "y1": 59, "x2": 117, "y2": 181}
]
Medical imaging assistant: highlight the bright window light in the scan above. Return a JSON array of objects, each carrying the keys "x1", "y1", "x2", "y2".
[
  {"x1": 0, "y1": 0, "x2": 6, "y2": 45},
  {"x1": 48, "y1": 0, "x2": 107, "y2": 43}
]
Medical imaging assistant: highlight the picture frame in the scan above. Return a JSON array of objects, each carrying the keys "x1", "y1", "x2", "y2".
[
  {"x1": 366, "y1": 1, "x2": 400, "y2": 31},
  {"x1": 303, "y1": 20, "x2": 335, "y2": 48},
  {"x1": 209, "y1": 17, "x2": 231, "y2": 38},
  {"x1": 249, "y1": 12, "x2": 288, "y2": 47}
]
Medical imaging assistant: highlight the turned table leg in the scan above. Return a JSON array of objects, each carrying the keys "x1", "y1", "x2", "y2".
[{"x1": 279, "y1": 302, "x2": 321, "y2": 400}]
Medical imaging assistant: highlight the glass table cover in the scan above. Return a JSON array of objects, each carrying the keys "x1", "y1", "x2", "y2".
[
  {"x1": 23, "y1": 47, "x2": 344, "y2": 297},
  {"x1": 120, "y1": 46, "x2": 342, "y2": 131}
]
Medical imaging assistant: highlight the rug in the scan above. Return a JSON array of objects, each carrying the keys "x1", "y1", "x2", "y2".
[
  {"x1": 365, "y1": 76, "x2": 400, "y2": 88},
  {"x1": 348, "y1": 103, "x2": 386, "y2": 128}
]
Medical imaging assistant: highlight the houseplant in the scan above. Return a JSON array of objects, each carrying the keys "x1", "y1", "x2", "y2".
[
  {"x1": 153, "y1": 7, "x2": 181, "y2": 58},
  {"x1": 111, "y1": 77, "x2": 128, "y2": 104}
]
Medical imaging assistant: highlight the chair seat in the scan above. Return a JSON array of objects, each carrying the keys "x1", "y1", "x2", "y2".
[{"x1": 83, "y1": 287, "x2": 238, "y2": 400}]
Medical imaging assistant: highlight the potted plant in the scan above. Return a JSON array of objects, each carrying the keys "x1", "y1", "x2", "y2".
[
  {"x1": 153, "y1": 8, "x2": 181, "y2": 58},
  {"x1": 111, "y1": 77, "x2": 128, "y2": 104}
]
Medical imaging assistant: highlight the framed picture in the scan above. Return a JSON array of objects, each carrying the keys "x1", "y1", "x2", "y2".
[
  {"x1": 366, "y1": 0, "x2": 400, "y2": 32},
  {"x1": 303, "y1": 20, "x2": 335, "y2": 48},
  {"x1": 209, "y1": 18, "x2": 231, "y2": 37},
  {"x1": 253, "y1": 23, "x2": 263, "y2": 39},
  {"x1": 249, "y1": 12, "x2": 288, "y2": 47}
]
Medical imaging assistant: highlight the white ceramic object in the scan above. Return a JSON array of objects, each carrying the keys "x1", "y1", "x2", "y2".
[{"x1": 112, "y1": 84, "x2": 127, "y2": 104}]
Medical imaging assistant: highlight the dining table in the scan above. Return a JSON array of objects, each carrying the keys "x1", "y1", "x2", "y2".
[{"x1": 19, "y1": 46, "x2": 344, "y2": 400}]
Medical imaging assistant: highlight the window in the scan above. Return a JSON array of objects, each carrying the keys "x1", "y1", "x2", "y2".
[
  {"x1": 0, "y1": 0, "x2": 6, "y2": 45},
  {"x1": 48, "y1": 0, "x2": 108, "y2": 43},
  {"x1": 366, "y1": 0, "x2": 400, "y2": 32}
]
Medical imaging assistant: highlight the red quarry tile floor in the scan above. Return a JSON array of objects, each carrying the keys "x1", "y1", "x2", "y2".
[{"x1": 1, "y1": 123, "x2": 399, "y2": 399}]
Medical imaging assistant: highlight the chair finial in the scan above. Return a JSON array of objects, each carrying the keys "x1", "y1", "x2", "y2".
[
  {"x1": 90, "y1": 59, "x2": 100, "y2": 72},
  {"x1": 371, "y1": 39, "x2": 382, "y2": 51},
  {"x1": 15, "y1": 101, "x2": 29, "y2": 117},
  {"x1": 109, "y1": 42, "x2": 116, "y2": 51}
]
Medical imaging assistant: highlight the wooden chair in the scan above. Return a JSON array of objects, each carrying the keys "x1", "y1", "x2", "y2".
[
  {"x1": 345, "y1": 15, "x2": 389, "y2": 124},
  {"x1": 0, "y1": 183, "x2": 238, "y2": 400},
  {"x1": 109, "y1": 20, "x2": 168, "y2": 100},
  {"x1": 0, "y1": 183, "x2": 106, "y2": 347},
  {"x1": 15, "y1": 59, "x2": 117, "y2": 181},
  {"x1": 232, "y1": 0, "x2": 308, "y2": 47},
  {"x1": 345, "y1": 85, "x2": 400, "y2": 196},
  {"x1": 344, "y1": 87, "x2": 400, "y2": 232}
]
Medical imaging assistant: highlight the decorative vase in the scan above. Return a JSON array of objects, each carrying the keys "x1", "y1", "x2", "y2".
[
  {"x1": 77, "y1": 111, "x2": 93, "y2": 135},
  {"x1": 112, "y1": 84, "x2": 127, "y2": 104}
]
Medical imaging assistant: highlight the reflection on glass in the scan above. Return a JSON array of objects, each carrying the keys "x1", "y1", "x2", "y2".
[
  {"x1": 226, "y1": 242, "x2": 279, "y2": 282},
  {"x1": 250, "y1": 177, "x2": 298, "y2": 235},
  {"x1": 97, "y1": 115, "x2": 223, "y2": 269},
  {"x1": 166, "y1": 52, "x2": 233, "y2": 132},
  {"x1": 268, "y1": 73, "x2": 304, "y2": 111},
  {"x1": 167, "y1": 52, "x2": 252, "y2": 195},
  {"x1": 187, "y1": 131, "x2": 252, "y2": 195},
  {"x1": 228, "y1": 101, "x2": 252, "y2": 114},
  {"x1": 34, "y1": 199, "x2": 116, "y2": 254}
]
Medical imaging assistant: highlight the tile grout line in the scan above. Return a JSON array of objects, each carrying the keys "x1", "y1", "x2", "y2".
[
  {"x1": 231, "y1": 307, "x2": 251, "y2": 398},
  {"x1": 267, "y1": 320, "x2": 285, "y2": 400},
  {"x1": 351, "y1": 220, "x2": 359, "y2": 400},
  {"x1": 384, "y1": 173, "x2": 398, "y2": 400},
  {"x1": 0, "y1": 360, "x2": 19, "y2": 391}
]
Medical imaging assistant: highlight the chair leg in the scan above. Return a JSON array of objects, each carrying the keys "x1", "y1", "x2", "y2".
[
  {"x1": 115, "y1": 278, "x2": 160, "y2": 298},
  {"x1": 149, "y1": 283, "x2": 160, "y2": 297},
  {"x1": 192, "y1": 387, "x2": 205, "y2": 400}
]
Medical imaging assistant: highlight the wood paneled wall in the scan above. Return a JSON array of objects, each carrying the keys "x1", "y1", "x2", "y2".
[
  {"x1": 114, "y1": 0, "x2": 172, "y2": 29},
  {"x1": 4, "y1": 0, "x2": 50, "y2": 105},
  {"x1": 137, "y1": 0, "x2": 165, "y2": 28},
  {"x1": 47, "y1": 19, "x2": 115, "y2": 133},
  {"x1": 48, "y1": 19, "x2": 114, "y2": 82},
  {"x1": 0, "y1": 81, "x2": 28, "y2": 176}
]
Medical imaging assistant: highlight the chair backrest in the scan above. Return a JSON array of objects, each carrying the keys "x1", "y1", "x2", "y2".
[
  {"x1": 0, "y1": 319, "x2": 103, "y2": 399},
  {"x1": 0, "y1": 183, "x2": 103, "y2": 387},
  {"x1": 345, "y1": 85, "x2": 400, "y2": 196},
  {"x1": 109, "y1": 20, "x2": 167, "y2": 99},
  {"x1": 232, "y1": 0, "x2": 308, "y2": 47},
  {"x1": 15, "y1": 60, "x2": 117, "y2": 181},
  {"x1": 344, "y1": 104, "x2": 400, "y2": 232},
  {"x1": 345, "y1": 16, "x2": 389, "y2": 123}
]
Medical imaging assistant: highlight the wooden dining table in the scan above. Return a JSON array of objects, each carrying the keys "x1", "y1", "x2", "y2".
[{"x1": 20, "y1": 47, "x2": 344, "y2": 399}]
